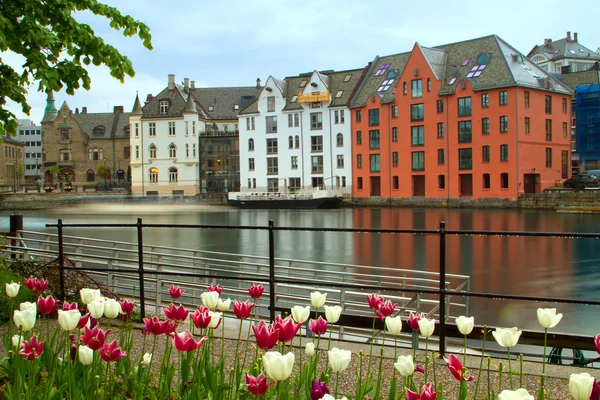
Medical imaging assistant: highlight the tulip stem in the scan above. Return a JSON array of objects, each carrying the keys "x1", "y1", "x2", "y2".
[
  {"x1": 367, "y1": 312, "x2": 376, "y2": 375},
  {"x1": 221, "y1": 315, "x2": 226, "y2": 362},
  {"x1": 507, "y1": 347, "x2": 514, "y2": 390},
  {"x1": 473, "y1": 326, "x2": 488, "y2": 400},
  {"x1": 424, "y1": 336, "x2": 429, "y2": 383},
  {"x1": 463, "y1": 334, "x2": 467, "y2": 371},
  {"x1": 335, "y1": 371, "x2": 340, "y2": 399},
  {"x1": 392, "y1": 336, "x2": 397, "y2": 382}
]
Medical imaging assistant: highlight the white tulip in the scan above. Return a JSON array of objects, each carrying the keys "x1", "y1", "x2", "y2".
[
  {"x1": 305, "y1": 342, "x2": 315, "y2": 356},
  {"x1": 418, "y1": 317, "x2": 435, "y2": 338},
  {"x1": 456, "y1": 316, "x2": 475, "y2": 335},
  {"x1": 328, "y1": 347, "x2": 351, "y2": 372},
  {"x1": 208, "y1": 311, "x2": 223, "y2": 329},
  {"x1": 78, "y1": 345, "x2": 93, "y2": 365},
  {"x1": 12, "y1": 334, "x2": 23, "y2": 348},
  {"x1": 291, "y1": 305, "x2": 311, "y2": 323},
  {"x1": 385, "y1": 316, "x2": 402, "y2": 336},
  {"x1": 263, "y1": 351, "x2": 295, "y2": 381},
  {"x1": 394, "y1": 355, "x2": 415, "y2": 376},
  {"x1": 569, "y1": 372, "x2": 594, "y2": 400},
  {"x1": 310, "y1": 291, "x2": 327, "y2": 308},
  {"x1": 87, "y1": 300, "x2": 104, "y2": 319},
  {"x1": 536, "y1": 308, "x2": 562, "y2": 329},
  {"x1": 217, "y1": 298, "x2": 231, "y2": 312},
  {"x1": 58, "y1": 309, "x2": 81, "y2": 331},
  {"x1": 324, "y1": 305, "x2": 342, "y2": 324},
  {"x1": 80, "y1": 288, "x2": 101, "y2": 305},
  {"x1": 492, "y1": 327, "x2": 522, "y2": 348},
  {"x1": 20, "y1": 301, "x2": 36, "y2": 313},
  {"x1": 141, "y1": 352, "x2": 152, "y2": 366},
  {"x1": 322, "y1": 395, "x2": 348, "y2": 400},
  {"x1": 103, "y1": 298, "x2": 122, "y2": 319},
  {"x1": 498, "y1": 388, "x2": 534, "y2": 400},
  {"x1": 13, "y1": 309, "x2": 36, "y2": 331},
  {"x1": 201, "y1": 291, "x2": 219, "y2": 310},
  {"x1": 5, "y1": 281, "x2": 20, "y2": 298}
]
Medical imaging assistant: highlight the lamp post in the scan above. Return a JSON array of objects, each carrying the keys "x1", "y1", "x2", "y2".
[
  {"x1": 13, "y1": 160, "x2": 16, "y2": 193},
  {"x1": 35, "y1": 159, "x2": 40, "y2": 192},
  {"x1": 103, "y1": 158, "x2": 107, "y2": 189},
  {"x1": 117, "y1": 158, "x2": 121, "y2": 185}
]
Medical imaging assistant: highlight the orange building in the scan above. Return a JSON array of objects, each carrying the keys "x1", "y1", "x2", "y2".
[{"x1": 349, "y1": 36, "x2": 573, "y2": 199}]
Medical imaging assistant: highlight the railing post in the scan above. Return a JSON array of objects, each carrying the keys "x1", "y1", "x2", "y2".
[
  {"x1": 438, "y1": 220, "x2": 447, "y2": 356},
  {"x1": 137, "y1": 218, "x2": 146, "y2": 321},
  {"x1": 268, "y1": 220, "x2": 276, "y2": 323},
  {"x1": 57, "y1": 219, "x2": 66, "y2": 301}
]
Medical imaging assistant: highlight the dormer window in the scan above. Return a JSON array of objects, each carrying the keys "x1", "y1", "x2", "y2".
[
  {"x1": 374, "y1": 63, "x2": 391, "y2": 77},
  {"x1": 93, "y1": 125, "x2": 106, "y2": 136},
  {"x1": 234, "y1": 104, "x2": 239, "y2": 110},
  {"x1": 208, "y1": 106, "x2": 214, "y2": 111},
  {"x1": 159, "y1": 100, "x2": 169, "y2": 114}
]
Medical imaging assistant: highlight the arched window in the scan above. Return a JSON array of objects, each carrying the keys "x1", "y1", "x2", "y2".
[
  {"x1": 169, "y1": 143, "x2": 176, "y2": 158},
  {"x1": 289, "y1": 136, "x2": 294, "y2": 149},
  {"x1": 86, "y1": 169, "x2": 95, "y2": 182},
  {"x1": 295, "y1": 135, "x2": 300, "y2": 149},
  {"x1": 149, "y1": 167, "x2": 158, "y2": 183},
  {"x1": 336, "y1": 133, "x2": 343, "y2": 147},
  {"x1": 169, "y1": 167, "x2": 178, "y2": 183},
  {"x1": 88, "y1": 147, "x2": 103, "y2": 160},
  {"x1": 248, "y1": 138, "x2": 254, "y2": 151},
  {"x1": 149, "y1": 144, "x2": 157, "y2": 159}
]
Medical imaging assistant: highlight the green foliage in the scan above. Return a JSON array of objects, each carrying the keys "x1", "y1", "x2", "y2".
[
  {"x1": 96, "y1": 165, "x2": 110, "y2": 180},
  {"x1": 16, "y1": 162, "x2": 25, "y2": 180},
  {"x1": 0, "y1": 269, "x2": 35, "y2": 321},
  {"x1": 0, "y1": 0, "x2": 153, "y2": 136}
]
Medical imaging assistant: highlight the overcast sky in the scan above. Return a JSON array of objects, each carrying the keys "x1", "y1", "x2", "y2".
[{"x1": 6, "y1": 0, "x2": 598, "y2": 125}]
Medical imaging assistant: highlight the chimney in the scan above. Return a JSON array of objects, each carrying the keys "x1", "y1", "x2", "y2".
[
  {"x1": 567, "y1": 31, "x2": 571, "y2": 41},
  {"x1": 82, "y1": 107, "x2": 87, "y2": 114},
  {"x1": 183, "y1": 78, "x2": 189, "y2": 90},
  {"x1": 191, "y1": 80, "x2": 195, "y2": 89},
  {"x1": 256, "y1": 78, "x2": 261, "y2": 88},
  {"x1": 145, "y1": 94, "x2": 153, "y2": 104},
  {"x1": 75, "y1": 108, "x2": 79, "y2": 114},
  {"x1": 168, "y1": 74, "x2": 175, "y2": 90},
  {"x1": 114, "y1": 106, "x2": 124, "y2": 114},
  {"x1": 574, "y1": 32, "x2": 578, "y2": 42},
  {"x1": 544, "y1": 38, "x2": 549, "y2": 46}
]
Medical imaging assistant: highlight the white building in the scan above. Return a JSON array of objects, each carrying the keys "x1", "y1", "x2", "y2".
[
  {"x1": 16, "y1": 119, "x2": 42, "y2": 182},
  {"x1": 528, "y1": 31, "x2": 600, "y2": 74},
  {"x1": 238, "y1": 69, "x2": 362, "y2": 195}
]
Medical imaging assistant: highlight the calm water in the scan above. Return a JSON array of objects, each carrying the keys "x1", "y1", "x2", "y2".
[{"x1": 3, "y1": 204, "x2": 600, "y2": 339}]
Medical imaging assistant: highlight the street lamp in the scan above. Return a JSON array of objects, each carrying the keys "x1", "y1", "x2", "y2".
[
  {"x1": 35, "y1": 159, "x2": 40, "y2": 192},
  {"x1": 117, "y1": 158, "x2": 121, "y2": 185}
]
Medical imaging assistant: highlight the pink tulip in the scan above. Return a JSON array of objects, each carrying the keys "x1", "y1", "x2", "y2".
[
  {"x1": 62, "y1": 301, "x2": 78, "y2": 311},
  {"x1": 169, "y1": 284, "x2": 185, "y2": 300},
  {"x1": 170, "y1": 330, "x2": 208, "y2": 352},
  {"x1": 248, "y1": 283, "x2": 265, "y2": 299},
  {"x1": 406, "y1": 383, "x2": 438, "y2": 400},
  {"x1": 252, "y1": 320, "x2": 279, "y2": 350},
  {"x1": 446, "y1": 354, "x2": 473, "y2": 381},
  {"x1": 99, "y1": 340, "x2": 126, "y2": 362},
  {"x1": 376, "y1": 300, "x2": 396, "y2": 320},
  {"x1": 274, "y1": 315, "x2": 302, "y2": 343},
  {"x1": 367, "y1": 293, "x2": 384, "y2": 311},
  {"x1": 309, "y1": 316, "x2": 328, "y2": 336},
  {"x1": 80, "y1": 326, "x2": 111, "y2": 351},
  {"x1": 233, "y1": 300, "x2": 254, "y2": 320},
  {"x1": 595, "y1": 334, "x2": 600, "y2": 355},
  {"x1": 24, "y1": 277, "x2": 48, "y2": 294},
  {"x1": 191, "y1": 307, "x2": 212, "y2": 329},
  {"x1": 207, "y1": 283, "x2": 223, "y2": 295},
  {"x1": 246, "y1": 372, "x2": 275, "y2": 396},
  {"x1": 591, "y1": 379, "x2": 600, "y2": 400},
  {"x1": 76, "y1": 313, "x2": 92, "y2": 330},
  {"x1": 163, "y1": 304, "x2": 189, "y2": 322},
  {"x1": 408, "y1": 312, "x2": 424, "y2": 331},
  {"x1": 19, "y1": 335, "x2": 45, "y2": 360},
  {"x1": 119, "y1": 300, "x2": 135, "y2": 319},
  {"x1": 143, "y1": 316, "x2": 176, "y2": 335},
  {"x1": 37, "y1": 295, "x2": 57, "y2": 315}
]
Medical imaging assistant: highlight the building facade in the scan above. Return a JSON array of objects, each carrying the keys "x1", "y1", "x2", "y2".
[
  {"x1": 16, "y1": 119, "x2": 42, "y2": 182},
  {"x1": 349, "y1": 36, "x2": 572, "y2": 200},
  {"x1": 238, "y1": 69, "x2": 363, "y2": 195},
  {"x1": 528, "y1": 31, "x2": 600, "y2": 74},
  {"x1": 0, "y1": 137, "x2": 25, "y2": 190}
]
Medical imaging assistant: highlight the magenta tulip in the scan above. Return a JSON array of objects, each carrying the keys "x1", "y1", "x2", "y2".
[
  {"x1": 169, "y1": 284, "x2": 185, "y2": 300},
  {"x1": 37, "y1": 295, "x2": 57, "y2": 315},
  {"x1": 80, "y1": 326, "x2": 110, "y2": 351},
  {"x1": 376, "y1": 300, "x2": 396, "y2": 320},
  {"x1": 446, "y1": 354, "x2": 473, "y2": 381},
  {"x1": 99, "y1": 340, "x2": 126, "y2": 362},
  {"x1": 309, "y1": 316, "x2": 328, "y2": 336},
  {"x1": 19, "y1": 335, "x2": 45, "y2": 360},
  {"x1": 248, "y1": 283, "x2": 265, "y2": 299},
  {"x1": 252, "y1": 320, "x2": 279, "y2": 350},
  {"x1": 274, "y1": 315, "x2": 302, "y2": 343},
  {"x1": 406, "y1": 383, "x2": 438, "y2": 400},
  {"x1": 246, "y1": 372, "x2": 275, "y2": 396},
  {"x1": 233, "y1": 300, "x2": 254, "y2": 320},
  {"x1": 367, "y1": 293, "x2": 384, "y2": 311},
  {"x1": 163, "y1": 304, "x2": 189, "y2": 322}
]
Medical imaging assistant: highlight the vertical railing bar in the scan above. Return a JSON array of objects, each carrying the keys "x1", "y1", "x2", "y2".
[
  {"x1": 438, "y1": 220, "x2": 446, "y2": 356},
  {"x1": 57, "y1": 219, "x2": 66, "y2": 301},
  {"x1": 268, "y1": 220, "x2": 276, "y2": 323},
  {"x1": 137, "y1": 218, "x2": 146, "y2": 321}
]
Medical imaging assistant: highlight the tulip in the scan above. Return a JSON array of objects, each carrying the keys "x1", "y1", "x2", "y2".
[
  {"x1": 208, "y1": 311, "x2": 222, "y2": 329},
  {"x1": 305, "y1": 342, "x2": 315, "y2": 356},
  {"x1": 5, "y1": 281, "x2": 20, "y2": 297},
  {"x1": 14, "y1": 309, "x2": 36, "y2": 331},
  {"x1": 322, "y1": 396, "x2": 348, "y2": 400},
  {"x1": 37, "y1": 295, "x2": 57, "y2": 315},
  {"x1": 252, "y1": 320, "x2": 279, "y2": 350},
  {"x1": 12, "y1": 334, "x2": 23, "y2": 348},
  {"x1": 163, "y1": 304, "x2": 189, "y2": 322},
  {"x1": 367, "y1": 293, "x2": 384, "y2": 311},
  {"x1": 119, "y1": 300, "x2": 135, "y2": 318},
  {"x1": 324, "y1": 305, "x2": 342, "y2": 324},
  {"x1": 248, "y1": 283, "x2": 264, "y2": 299},
  {"x1": 310, "y1": 380, "x2": 330, "y2": 400},
  {"x1": 19, "y1": 335, "x2": 44, "y2": 360},
  {"x1": 24, "y1": 277, "x2": 48, "y2": 294},
  {"x1": 58, "y1": 309, "x2": 81, "y2": 331},
  {"x1": 78, "y1": 345, "x2": 94, "y2": 365},
  {"x1": 80, "y1": 288, "x2": 101, "y2": 305},
  {"x1": 141, "y1": 352, "x2": 152, "y2": 366},
  {"x1": 536, "y1": 308, "x2": 562, "y2": 329},
  {"x1": 376, "y1": 300, "x2": 396, "y2": 320},
  {"x1": 291, "y1": 305, "x2": 311, "y2": 323},
  {"x1": 143, "y1": 316, "x2": 176, "y2": 336},
  {"x1": 169, "y1": 284, "x2": 185, "y2": 300},
  {"x1": 207, "y1": 283, "x2": 223, "y2": 295},
  {"x1": 408, "y1": 311, "x2": 423, "y2": 331},
  {"x1": 406, "y1": 383, "x2": 438, "y2": 400},
  {"x1": 62, "y1": 301, "x2": 78, "y2": 310},
  {"x1": 20, "y1": 301, "x2": 37, "y2": 313},
  {"x1": 80, "y1": 326, "x2": 110, "y2": 350},
  {"x1": 263, "y1": 351, "x2": 295, "y2": 381},
  {"x1": 498, "y1": 388, "x2": 534, "y2": 400},
  {"x1": 328, "y1": 347, "x2": 351, "y2": 372},
  {"x1": 217, "y1": 297, "x2": 231, "y2": 312},
  {"x1": 87, "y1": 300, "x2": 104, "y2": 319},
  {"x1": 456, "y1": 316, "x2": 474, "y2": 335},
  {"x1": 446, "y1": 354, "x2": 473, "y2": 381},
  {"x1": 492, "y1": 327, "x2": 522, "y2": 348},
  {"x1": 100, "y1": 340, "x2": 127, "y2": 362},
  {"x1": 201, "y1": 291, "x2": 219, "y2": 310},
  {"x1": 170, "y1": 330, "x2": 208, "y2": 352},
  {"x1": 418, "y1": 317, "x2": 435, "y2": 338},
  {"x1": 310, "y1": 291, "x2": 327, "y2": 308},
  {"x1": 191, "y1": 307, "x2": 212, "y2": 329},
  {"x1": 233, "y1": 300, "x2": 254, "y2": 320},
  {"x1": 591, "y1": 379, "x2": 600, "y2": 400},
  {"x1": 569, "y1": 372, "x2": 594, "y2": 400},
  {"x1": 595, "y1": 334, "x2": 600, "y2": 355},
  {"x1": 76, "y1": 313, "x2": 92, "y2": 330},
  {"x1": 385, "y1": 316, "x2": 402, "y2": 336},
  {"x1": 274, "y1": 315, "x2": 302, "y2": 343},
  {"x1": 309, "y1": 316, "x2": 328, "y2": 336},
  {"x1": 104, "y1": 298, "x2": 122, "y2": 319},
  {"x1": 394, "y1": 355, "x2": 415, "y2": 376},
  {"x1": 246, "y1": 372, "x2": 275, "y2": 396}
]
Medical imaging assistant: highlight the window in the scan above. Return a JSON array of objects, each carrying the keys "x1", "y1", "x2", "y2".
[
  {"x1": 149, "y1": 144, "x2": 157, "y2": 159},
  {"x1": 356, "y1": 131, "x2": 362, "y2": 145},
  {"x1": 403, "y1": 82, "x2": 407, "y2": 95},
  {"x1": 411, "y1": 126, "x2": 424, "y2": 146},
  {"x1": 481, "y1": 118, "x2": 490, "y2": 135},
  {"x1": 185, "y1": 143, "x2": 189, "y2": 157},
  {"x1": 289, "y1": 136, "x2": 294, "y2": 149},
  {"x1": 294, "y1": 114, "x2": 300, "y2": 127},
  {"x1": 192, "y1": 121, "x2": 196, "y2": 135},
  {"x1": 437, "y1": 100, "x2": 444, "y2": 113},
  {"x1": 370, "y1": 154, "x2": 380, "y2": 172},
  {"x1": 267, "y1": 157, "x2": 278, "y2": 175},
  {"x1": 311, "y1": 112, "x2": 323, "y2": 130},
  {"x1": 159, "y1": 100, "x2": 169, "y2": 114},
  {"x1": 295, "y1": 135, "x2": 300, "y2": 149},
  {"x1": 169, "y1": 144, "x2": 176, "y2": 158},
  {"x1": 545, "y1": 95, "x2": 552, "y2": 114},
  {"x1": 562, "y1": 98, "x2": 568, "y2": 113},
  {"x1": 481, "y1": 93, "x2": 489, "y2": 108},
  {"x1": 135, "y1": 145, "x2": 140, "y2": 159},
  {"x1": 369, "y1": 130, "x2": 380, "y2": 150},
  {"x1": 86, "y1": 169, "x2": 95, "y2": 182},
  {"x1": 392, "y1": 127, "x2": 398, "y2": 142},
  {"x1": 289, "y1": 177, "x2": 301, "y2": 192},
  {"x1": 458, "y1": 97, "x2": 472, "y2": 117},
  {"x1": 249, "y1": 158, "x2": 255, "y2": 171},
  {"x1": 288, "y1": 114, "x2": 294, "y2": 128},
  {"x1": 545, "y1": 119, "x2": 552, "y2": 141},
  {"x1": 411, "y1": 79, "x2": 423, "y2": 98},
  {"x1": 343, "y1": 74, "x2": 352, "y2": 82},
  {"x1": 393, "y1": 176, "x2": 399, "y2": 189},
  {"x1": 267, "y1": 178, "x2": 278, "y2": 192},
  {"x1": 411, "y1": 104, "x2": 424, "y2": 121},
  {"x1": 459, "y1": 148, "x2": 472, "y2": 170},
  {"x1": 337, "y1": 133, "x2": 344, "y2": 147},
  {"x1": 438, "y1": 175, "x2": 445, "y2": 189},
  {"x1": 458, "y1": 121, "x2": 472, "y2": 143},
  {"x1": 356, "y1": 154, "x2": 362, "y2": 168},
  {"x1": 427, "y1": 78, "x2": 431, "y2": 92},
  {"x1": 247, "y1": 117, "x2": 256, "y2": 130},
  {"x1": 88, "y1": 147, "x2": 103, "y2": 160},
  {"x1": 169, "y1": 167, "x2": 178, "y2": 183},
  {"x1": 60, "y1": 129, "x2": 70, "y2": 141},
  {"x1": 374, "y1": 63, "x2": 390, "y2": 76},
  {"x1": 545, "y1": 148, "x2": 552, "y2": 168},
  {"x1": 437, "y1": 123, "x2": 444, "y2": 138},
  {"x1": 524, "y1": 91, "x2": 530, "y2": 108},
  {"x1": 311, "y1": 136, "x2": 323, "y2": 152},
  {"x1": 482, "y1": 145, "x2": 490, "y2": 162},
  {"x1": 247, "y1": 179, "x2": 252, "y2": 189},
  {"x1": 149, "y1": 167, "x2": 158, "y2": 183},
  {"x1": 391, "y1": 106, "x2": 398, "y2": 118},
  {"x1": 525, "y1": 117, "x2": 530, "y2": 134},
  {"x1": 500, "y1": 116, "x2": 508, "y2": 133},
  {"x1": 192, "y1": 143, "x2": 196, "y2": 157},
  {"x1": 368, "y1": 109, "x2": 380, "y2": 126},
  {"x1": 438, "y1": 149, "x2": 445, "y2": 165},
  {"x1": 168, "y1": 122, "x2": 176, "y2": 136},
  {"x1": 563, "y1": 122, "x2": 568, "y2": 138},
  {"x1": 267, "y1": 96, "x2": 275, "y2": 112},
  {"x1": 356, "y1": 110, "x2": 362, "y2": 122},
  {"x1": 334, "y1": 110, "x2": 345, "y2": 124},
  {"x1": 500, "y1": 173, "x2": 509, "y2": 189},
  {"x1": 266, "y1": 116, "x2": 277, "y2": 133},
  {"x1": 311, "y1": 156, "x2": 323, "y2": 173},
  {"x1": 248, "y1": 138, "x2": 255, "y2": 151},
  {"x1": 267, "y1": 138, "x2": 278, "y2": 154},
  {"x1": 392, "y1": 152, "x2": 398, "y2": 166},
  {"x1": 500, "y1": 144, "x2": 508, "y2": 162},
  {"x1": 412, "y1": 151, "x2": 425, "y2": 171},
  {"x1": 149, "y1": 123, "x2": 156, "y2": 137},
  {"x1": 337, "y1": 155, "x2": 344, "y2": 168},
  {"x1": 357, "y1": 177, "x2": 363, "y2": 190},
  {"x1": 185, "y1": 121, "x2": 189, "y2": 135},
  {"x1": 562, "y1": 150, "x2": 569, "y2": 179},
  {"x1": 342, "y1": 176, "x2": 346, "y2": 187},
  {"x1": 291, "y1": 156, "x2": 298, "y2": 169},
  {"x1": 483, "y1": 173, "x2": 490, "y2": 189},
  {"x1": 499, "y1": 91, "x2": 507, "y2": 106}
]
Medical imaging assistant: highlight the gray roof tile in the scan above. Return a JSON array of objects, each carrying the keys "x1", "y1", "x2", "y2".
[
  {"x1": 528, "y1": 37, "x2": 600, "y2": 62},
  {"x1": 192, "y1": 86, "x2": 261, "y2": 120}
]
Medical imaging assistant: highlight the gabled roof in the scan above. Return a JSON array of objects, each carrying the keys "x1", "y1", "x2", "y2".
[
  {"x1": 420, "y1": 45, "x2": 446, "y2": 80},
  {"x1": 142, "y1": 85, "x2": 188, "y2": 119},
  {"x1": 192, "y1": 86, "x2": 261, "y2": 120},
  {"x1": 72, "y1": 109, "x2": 131, "y2": 140},
  {"x1": 238, "y1": 99, "x2": 259, "y2": 115},
  {"x1": 528, "y1": 36, "x2": 600, "y2": 62},
  {"x1": 561, "y1": 62, "x2": 600, "y2": 91}
]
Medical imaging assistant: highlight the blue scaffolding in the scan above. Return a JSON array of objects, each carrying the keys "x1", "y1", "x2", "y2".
[{"x1": 576, "y1": 84, "x2": 600, "y2": 169}]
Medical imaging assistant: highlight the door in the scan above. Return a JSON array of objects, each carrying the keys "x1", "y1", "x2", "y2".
[
  {"x1": 370, "y1": 177, "x2": 381, "y2": 196},
  {"x1": 412, "y1": 175, "x2": 425, "y2": 196},
  {"x1": 523, "y1": 174, "x2": 537, "y2": 194},
  {"x1": 459, "y1": 174, "x2": 473, "y2": 197}
]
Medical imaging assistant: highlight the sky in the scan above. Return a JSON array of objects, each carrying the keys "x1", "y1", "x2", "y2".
[{"x1": 5, "y1": 0, "x2": 599, "y2": 125}]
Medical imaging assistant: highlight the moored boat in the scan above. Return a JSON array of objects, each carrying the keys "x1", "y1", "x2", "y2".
[{"x1": 227, "y1": 188, "x2": 343, "y2": 209}]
